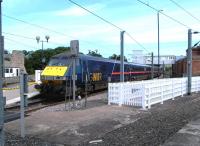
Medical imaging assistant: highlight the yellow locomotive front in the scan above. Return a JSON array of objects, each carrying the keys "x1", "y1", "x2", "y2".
[{"x1": 38, "y1": 53, "x2": 73, "y2": 95}]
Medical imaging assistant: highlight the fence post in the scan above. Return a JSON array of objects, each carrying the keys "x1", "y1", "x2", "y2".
[
  {"x1": 141, "y1": 84, "x2": 146, "y2": 109},
  {"x1": 161, "y1": 82, "x2": 163, "y2": 104},
  {"x1": 108, "y1": 83, "x2": 110, "y2": 105},
  {"x1": 181, "y1": 79, "x2": 183, "y2": 97},
  {"x1": 148, "y1": 87, "x2": 151, "y2": 109},
  {"x1": 198, "y1": 78, "x2": 200, "y2": 92},
  {"x1": 119, "y1": 84, "x2": 123, "y2": 106},
  {"x1": 196, "y1": 79, "x2": 198, "y2": 93},
  {"x1": 172, "y1": 79, "x2": 174, "y2": 100}
]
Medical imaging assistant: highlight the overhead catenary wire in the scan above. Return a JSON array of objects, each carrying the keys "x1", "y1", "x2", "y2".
[
  {"x1": 3, "y1": 14, "x2": 109, "y2": 49},
  {"x1": 136, "y1": 0, "x2": 191, "y2": 29},
  {"x1": 68, "y1": 0, "x2": 124, "y2": 31},
  {"x1": 125, "y1": 32, "x2": 150, "y2": 53},
  {"x1": 168, "y1": 0, "x2": 200, "y2": 24},
  {"x1": 67, "y1": 0, "x2": 150, "y2": 53},
  {"x1": 3, "y1": 32, "x2": 67, "y2": 46},
  {"x1": 3, "y1": 32, "x2": 34, "y2": 40},
  {"x1": 5, "y1": 38, "x2": 38, "y2": 50},
  {"x1": 3, "y1": 15, "x2": 69, "y2": 37}
]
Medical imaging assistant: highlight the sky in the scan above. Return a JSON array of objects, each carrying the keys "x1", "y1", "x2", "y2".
[{"x1": 2, "y1": 0, "x2": 200, "y2": 61}]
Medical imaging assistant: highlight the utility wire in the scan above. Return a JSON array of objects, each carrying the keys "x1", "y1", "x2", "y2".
[
  {"x1": 169, "y1": 0, "x2": 200, "y2": 23},
  {"x1": 67, "y1": 0, "x2": 150, "y2": 53},
  {"x1": 3, "y1": 15, "x2": 69, "y2": 37},
  {"x1": 3, "y1": 32, "x2": 67, "y2": 46},
  {"x1": 136, "y1": 0, "x2": 190, "y2": 29},
  {"x1": 3, "y1": 32, "x2": 34, "y2": 40},
  {"x1": 5, "y1": 38, "x2": 38, "y2": 50},
  {"x1": 68, "y1": 0, "x2": 124, "y2": 31},
  {"x1": 125, "y1": 32, "x2": 150, "y2": 53},
  {"x1": 3, "y1": 14, "x2": 105, "y2": 48}
]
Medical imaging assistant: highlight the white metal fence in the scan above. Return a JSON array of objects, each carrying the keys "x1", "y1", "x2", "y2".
[{"x1": 108, "y1": 77, "x2": 200, "y2": 109}]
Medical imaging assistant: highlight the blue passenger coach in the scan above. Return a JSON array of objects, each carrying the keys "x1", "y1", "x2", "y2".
[{"x1": 38, "y1": 52, "x2": 158, "y2": 95}]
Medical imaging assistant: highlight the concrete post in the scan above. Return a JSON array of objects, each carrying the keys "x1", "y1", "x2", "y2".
[
  {"x1": 20, "y1": 72, "x2": 28, "y2": 138},
  {"x1": 72, "y1": 58, "x2": 76, "y2": 108},
  {"x1": 70, "y1": 40, "x2": 79, "y2": 108}
]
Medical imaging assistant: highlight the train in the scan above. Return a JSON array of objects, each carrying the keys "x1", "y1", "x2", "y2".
[{"x1": 37, "y1": 51, "x2": 160, "y2": 96}]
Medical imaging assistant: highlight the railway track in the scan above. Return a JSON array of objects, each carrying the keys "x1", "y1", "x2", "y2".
[{"x1": 5, "y1": 90, "x2": 107, "y2": 122}]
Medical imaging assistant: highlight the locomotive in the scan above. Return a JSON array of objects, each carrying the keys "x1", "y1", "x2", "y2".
[{"x1": 37, "y1": 51, "x2": 159, "y2": 95}]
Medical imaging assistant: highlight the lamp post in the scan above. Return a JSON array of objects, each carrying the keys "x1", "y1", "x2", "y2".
[
  {"x1": 157, "y1": 10, "x2": 163, "y2": 77},
  {"x1": 36, "y1": 35, "x2": 50, "y2": 69}
]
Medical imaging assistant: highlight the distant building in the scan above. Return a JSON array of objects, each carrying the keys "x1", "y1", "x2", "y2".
[
  {"x1": 4, "y1": 50, "x2": 26, "y2": 77},
  {"x1": 144, "y1": 55, "x2": 177, "y2": 65},
  {"x1": 129, "y1": 50, "x2": 180, "y2": 65},
  {"x1": 128, "y1": 50, "x2": 144, "y2": 64}
]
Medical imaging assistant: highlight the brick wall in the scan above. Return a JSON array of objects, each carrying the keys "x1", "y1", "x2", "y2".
[{"x1": 173, "y1": 47, "x2": 200, "y2": 77}]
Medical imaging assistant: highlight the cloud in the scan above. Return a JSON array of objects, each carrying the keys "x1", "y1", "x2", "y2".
[
  {"x1": 54, "y1": 6, "x2": 88, "y2": 16},
  {"x1": 54, "y1": 3, "x2": 106, "y2": 17}
]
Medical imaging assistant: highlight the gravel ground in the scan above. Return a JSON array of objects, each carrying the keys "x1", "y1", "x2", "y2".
[
  {"x1": 5, "y1": 132, "x2": 58, "y2": 146},
  {"x1": 4, "y1": 93, "x2": 200, "y2": 146},
  {"x1": 81, "y1": 93, "x2": 200, "y2": 146}
]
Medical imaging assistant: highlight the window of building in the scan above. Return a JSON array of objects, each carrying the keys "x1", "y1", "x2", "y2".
[
  {"x1": 10, "y1": 68, "x2": 13, "y2": 73},
  {"x1": 5, "y1": 68, "x2": 9, "y2": 73}
]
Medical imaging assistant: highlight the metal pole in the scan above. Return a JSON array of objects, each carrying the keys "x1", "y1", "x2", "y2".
[
  {"x1": 72, "y1": 58, "x2": 76, "y2": 107},
  {"x1": 157, "y1": 11, "x2": 162, "y2": 77},
  {"x1": 151, "y1": 52, "x2": 154, "y2": 79},
  {"x1": 0, "y1": 0, "x2": 4, "y2": 145},
  {"x1": 68, "y1": 77, "x2": 72, "y2": 110},
  {"x1": 187, "y1": 29, "x2": 192, "y2": 95},
  {"x1": 163, "y1": 61, "x2": 165, "y2": 78},
  {"x1": 85, "y1": 74, "x2": 87, "y2": 108},
  {"x1": 120, "y1": 31, "x2": 125, "y2": 82},
  {"x1": 64, "y1": 79, "x2": 68, "y2": 110},
  {"x1": 20, "y1": 73, "x2": 25, "y2": 138},
  {"x1": 41, "y1": 41, "x2": 44, "y2": 69}
]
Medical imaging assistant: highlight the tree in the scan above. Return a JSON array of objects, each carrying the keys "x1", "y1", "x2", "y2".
[
  {"x1": 24, "y1": 46, "x2": 70, "y2": 74},
  {"x1": 22, "y1": 50, "x2": 29, "y2": 56},
  {"x1": 109, "y1": 54, "x2": 128, "y2": 62},
  {"x1": 87, "y1": 49, "x2": 102, "y2": 57}
]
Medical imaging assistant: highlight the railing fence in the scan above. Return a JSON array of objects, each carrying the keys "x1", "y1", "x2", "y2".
[{"x1": 108, "y1": 77, "x2": 200, "y2": 109}]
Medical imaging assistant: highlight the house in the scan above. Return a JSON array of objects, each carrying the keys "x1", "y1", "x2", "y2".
[{"x1": 4, "y1": 50, "x2": 26, "y2": 77}]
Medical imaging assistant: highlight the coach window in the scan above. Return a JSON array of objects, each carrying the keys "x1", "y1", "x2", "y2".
[
  {"x1": 5, "y1": 68, "x2": 9, "y2": 73},
  {"x1": 10, "y1": 68, "x2": 13, "y2": 73},
  {"x1": 115, "y1": 64, "x2": 120, "y2": 72}
]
